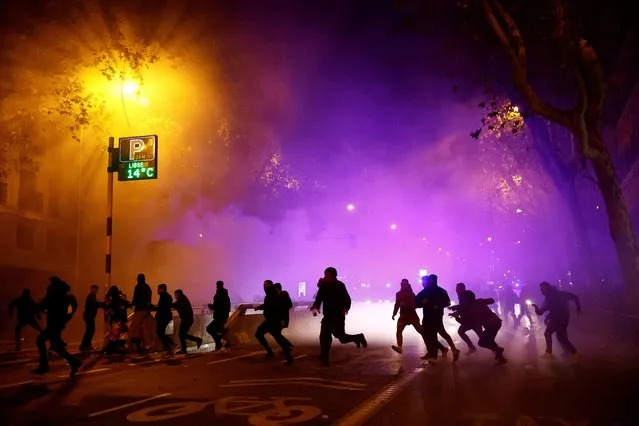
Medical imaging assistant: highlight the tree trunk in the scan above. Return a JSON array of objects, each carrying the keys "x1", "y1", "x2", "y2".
[
  {"x1": 588, "y1": 132, "x2": 639, "y2": 308},
  {"x1": 564, "y1": 177, "x2": 598, "y2": 287}
]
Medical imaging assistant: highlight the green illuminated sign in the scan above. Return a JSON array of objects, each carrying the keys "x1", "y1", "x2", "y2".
[{"x1": 117, "y1": 135, "x2": 158, "y2": 181}]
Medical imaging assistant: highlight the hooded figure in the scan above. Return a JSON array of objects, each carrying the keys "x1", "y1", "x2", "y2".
[
  {"x1": 206, "y1": 280, "x2": 232, "y2": 350},
  {"x1": 9, "y1": 289, "x2": 41, "y2": 351},
  {"x1": 391, "y1": 279, "x2": 422, "y2": 354},
  {"x1": 254, "y1": 280, "x2": 294, "y2": 365},
  {"x1": 462, "y1": 290, "x2": 507, "y2": 365}
]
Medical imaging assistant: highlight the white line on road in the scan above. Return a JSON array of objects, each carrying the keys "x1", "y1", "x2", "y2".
[
  {"x1": 206, "y1": 351, "x2": 262, "y2": 365},
  {"x1": 334, "y1": 368, "x2": 424, "y2": 426},
  {"x1": 227, "y1": 377, "x2": 367, "y2": 387},
  {"x1": 57, "y1": 368, "x2": 110, "y2": 378},
  {"x1": 280, "y1": 354, "x2": 308, "y2": 364},
  {"x1": 0, "y1": 380, "x2": 35, "y2": 389},
  {"x1": 87, "y1": 393, "x2": 172, "y2": 418}
]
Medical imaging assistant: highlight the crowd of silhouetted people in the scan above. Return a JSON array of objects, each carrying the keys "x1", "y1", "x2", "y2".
[{"x1": 8, "y1": 268, "x2": 581, "y2": 376}]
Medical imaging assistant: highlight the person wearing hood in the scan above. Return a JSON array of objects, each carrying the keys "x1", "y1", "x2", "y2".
[
  {"x1": 206, "y1": 280, "x2": 231, "y2": 351},
  {"x1": 130, "y1": 273, "x2": 153, "y2": 355},
  {"x1": 172, "y1": 289, "x2": 203, "y2": 354},
  {"x1": 254, "y1": 280, "x2": 294, "y2": 365},
  {"x1": 311, "y1": 267, "x2": 367, "y2": 367},
  {"x1": 391, "y1": 279, "x2": 422, "y2": 354},
  {"x1": 532, "y1": 281, "x2": 581, "y2": 362},
  {"x1": 9, "y1": 289, "x2": 41, "y2": 352},
  {"x1": 462, "y1": 290, "x2": 507, "y2": 365},
  {"x1": 34, "y1": 277, "x2": 82, "y2": 376},
  {"x1": 153, "y1": 284, "x2": 174, "y2": 352}
]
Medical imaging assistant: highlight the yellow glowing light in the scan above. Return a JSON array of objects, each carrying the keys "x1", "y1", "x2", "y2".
[{"x1": 122, "y1": 80, "x2": 139, "y2": 96}]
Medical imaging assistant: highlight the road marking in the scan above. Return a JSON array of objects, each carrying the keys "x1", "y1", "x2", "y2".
[
  {"x1": 57, "y1": 367, "x2": 110, "y2": 378},
  {"x1": 0, "y1": 380, "x2": 35, "y2": 389},
  {"x1": 207, "y1": 351, "x2": 262, "y2": 365},
  {"x1": 87, "y1": 393, "x2": 172, "y2": 418},
  {"x1": 334, "y1": 368, "x2": 424, "y2": 426},
  {"x1": 128, "y1": 353, "x2": 194, "y2": 367},
  {"x1": 280, "y1": 354, "x2": 308, "y2": 364},
  {"x1": 221, "y1": 377, "x2": 368, "y2": 391}
]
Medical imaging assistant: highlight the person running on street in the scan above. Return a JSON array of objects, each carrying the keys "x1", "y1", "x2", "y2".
[
  {"x1": 532, "y1": 281, "x2": 581, "y2": 362},
  {"x1": 172, "y1": 289, "x2": 203, "y2": 354},
  {"x1": 391, "y1": 278, "x2": 422, "y2": 354},
  {"x1": 449, "y1": 283, "x2": 482, "y2": 354},
  {"x1": 80, "y1": 285, "x2": 102, "y2": 352},
  {"x1": 153, "y1": 284, "x2": 175, "y2": 353},
  {"x1": 9, "y1": 289, "x2": 41, "y2": 352},
  {"x1": 34, "y1": 277, "x2": 82, "y2": 376},
  {"x1": 311, "y1": 267, "x2": 367, "y2": 367},
  {"x1": 255, "y1": 280, "x2": 294, "y2": 365},
  {"x1": 462, "y1": 290, "x2": 507, "y2": 364},
  {"x1": 207, "y1": 280, "x2": 231, "y2": 351},
  {"x1": 500, "y1": 284, "x2": 520, "y2": 328}
]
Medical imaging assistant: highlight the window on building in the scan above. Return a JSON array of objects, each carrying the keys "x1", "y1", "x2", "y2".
[
  {"x1": 49, "y1": 180, "x2": 60, "y2": 217},
  {"x1": 18, "y1": 169, "x2": 43, "y2": 212},
  {"x1": 0, "y1": 181, "x2": 7, "y2": 205},
  {"x1": 16, "y1": 219, "x2": 36, "y2": 250}
]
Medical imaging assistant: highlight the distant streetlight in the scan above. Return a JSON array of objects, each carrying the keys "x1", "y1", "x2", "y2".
[
  {"x1": 199, "y1": 233, "x2": 203, "y2": 238},
  {"x1": 346, "y1": 204, "x2": 355, "y2": 211},
  {"x1": 487, "y1": 236, "x2": 493, "y2": 242},
  {"x1": 390, "y1": 224, "x2": 397, "y2": 230},
  {"x1": 515, "y1": 208, "x2": 523, "y2": 213}
]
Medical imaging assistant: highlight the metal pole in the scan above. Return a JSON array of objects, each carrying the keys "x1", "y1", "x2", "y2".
[
  {"x1": 105, "y1": 136, "x2": 115, "y2": 344},
  {"x1": 75, "y1": 126, "x2": 83, "y2": 285}
]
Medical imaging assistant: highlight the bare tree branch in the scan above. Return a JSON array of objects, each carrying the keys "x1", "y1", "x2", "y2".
[{"x1": 481, "y1": 0, "x2": 571, "y2": 128}]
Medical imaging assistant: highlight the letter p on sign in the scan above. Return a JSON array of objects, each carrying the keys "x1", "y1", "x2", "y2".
[{"x1": 130, "y1": 139, "x2": 145, "y2": 160}]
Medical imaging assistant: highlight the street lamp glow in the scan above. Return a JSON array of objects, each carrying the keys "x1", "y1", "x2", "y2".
[
  {"x1": 515, "y1": 208, "x2": 523, "y2": 213},
  {"x1": 122, "y1": 80, "x2": 139, "y2": 96},
  {"x1": 487, "y1": 236, "x2": 493, "y2": 242},
  {"x1": 390, "y1": 224, "x2": 397, "y2": 230},
  {"x1": 346, "y1": 204, "x2": 355, "y2": 211},
  {"x1": 512, "y1": 106, "x2": 519, "y2": 113},
  {"x1": 418, "y1": 269, "x2": 428, "y2": 278}
]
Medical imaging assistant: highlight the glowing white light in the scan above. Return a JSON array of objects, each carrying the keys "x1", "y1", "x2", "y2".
[
  {"x1": 346, "y1": 204, "x2": 355, "y2": 211},
  {"x1": 385, "y1": 283, "x2": 391, "y2": 288},
  {"x1": 418, "y1": 269, "x2": 428, "y2": 278},
  {"x1": 438, "y1": 247, "x2": 443, "y2": 251},
  {"x1": 515, "y1": 208, "x2": 523, "y2": 213},
  {"x1": 516, "y1": 240, "x2": 521, "y2": 244},
  {"x1": 198, "y1": 234, "x2": 203, "y2": 238},
  {"x1": 487, "y1": 236, "x2": 493, "y2": 242},
  {"x1": 513, "y1": 106, "x2": 519, "y2": 112},
  {"x1": 390, "y1": 224, "x2": 397, "y2": 230},
  {"x1": 595, "y1": 205, "x2": 600, "y2": 210},
  {"x1": 365, "y1": 300, "x2": 372, "y2": 304},
  {"x1": 526, "y1": 300, "x2": 532, "y2": 305},
  {"x1": 360, "y1": 283, "x2": 367, "y2": 288},
  {"x1": 122, "y1": 80, "x2": 139, "y2": 96}
]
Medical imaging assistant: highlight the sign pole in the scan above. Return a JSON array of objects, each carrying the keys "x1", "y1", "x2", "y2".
[{"x1": 104, "y1": 136, "x2": 116, "y2": 345}]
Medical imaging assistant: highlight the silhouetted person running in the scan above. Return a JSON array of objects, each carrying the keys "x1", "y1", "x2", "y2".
[
  {"x1": 462, "y1": 290, "x2": 507, "y2": 365},
  {"x1": 130, "y1": 273, "x2": 153, "y2": 354},
  {"x1": 172, "y1": 289, "x2": 203, "y2": 354},
  {"x1": 532, "y1": 281, "x2": 581, "y2": 362},
  {"x1": 255, "y1": 280, "x2": 294, "y2": 365},
  {"x1": 416, "y1": 274, "x2": 459, "y2": 363},
  {"x1": 153, "y1": 284, "x2": 175, "y2": 353},
  {"x1": 9, "y1": 289, "x2": 41, "y2": 351},
  {"x1": 80, "y1": 285, "x2": 102, "y2": 352},
  {"x1": 207, "y1": 280, "x2": 231, "y2": 351},
  {"x1": 500, "y1": 285, "x2": 520, "y2": 328},
  {"x1": 104, "y1": 285, "x2": 130, "y2": 355},
  {"x1": 391, "y1": 279, "x2": 422, "y2": 354},
  {"x1": 274, "y1": 283, "x2": 294, "y2": 349},
  {"x1": 311, "y1": 267, "x2": 367, "y2": 367},
  {"x1": 34, "y1": 277, "x2": 82, "y2": 376},
  {"x1": 518, "y1": 283, "x2": 536, "y2": 328},
  {"x1": 449, "y1": 283, "x2": 482, "y2": 354}
]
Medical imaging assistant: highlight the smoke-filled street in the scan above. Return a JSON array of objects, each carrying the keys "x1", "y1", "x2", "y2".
[{"x1": 1, "y1": 305, "x2": 638, "y2": 426}]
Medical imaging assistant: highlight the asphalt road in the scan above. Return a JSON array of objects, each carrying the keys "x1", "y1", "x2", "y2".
[{"x1": 1, "y1": 313, "x2": 638, "y2": 426}]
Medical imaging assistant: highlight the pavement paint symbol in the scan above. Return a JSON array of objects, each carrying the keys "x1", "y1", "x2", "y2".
[
  {"x1": 334, "y1": 367, "x2": 424, "y2": 426},
  {"x1": 220, "y1": 377, "x2": 368, "y2": 391},
  {"x1": 125, "y1": 396, "x2": 322, "y2": 425}
]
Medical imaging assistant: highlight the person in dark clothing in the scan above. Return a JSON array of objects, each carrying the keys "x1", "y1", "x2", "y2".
[
  {"x1": 172, "y1": 289, "x2": 203, "y2": 354},
  {"x1": 415, "y1": 274, "x2": 459, "y2": 363},
  {"x1": 274, "y1": 282, "x2": 294, "y2": 349},
  {"x1": 532, "y1": 281, "x2": 581, "y2": 362},
  {"x1": 391, "y1": 279, "x2": 422, "y2": 354},
  {"x1": 311, "y1": 267, "x2": 367, "y2": 367},
  {"x1": 153, "y1": 284, "x2": 175, "y2": 352},
  {"x1": 104, "y1": 285, "x2": 131, "y2": 355},
  {"x1": 449, "y1": 283, "x2": 482, "y2": 354},
  {"x1": 500, "y1": 285, "x2": 520, "y2": 328},
  {"x1": 130, "y1": 273, "x2": 153, "y2": 354},
  {"x1": 254, "y1": 280, "x2": 294, "y2": 365},
  {"x1": 9, "y1": 289, "x2": 41, "y2": 351},
  {"x1": 206, "y1": 281, "x2": 231, "y2": 351},
  {"x1": 34, "y1": 277, "x2": 82, "y2": 376},
  {"x1": 518, "y1": 283, "x2": 536, "y2": 327},
  {"x1": 80, "y1": 285, "x2": 101, "y2": 351},
  {"x1": 462, "y1": 290, "x2": 507, "y2": 365}
]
